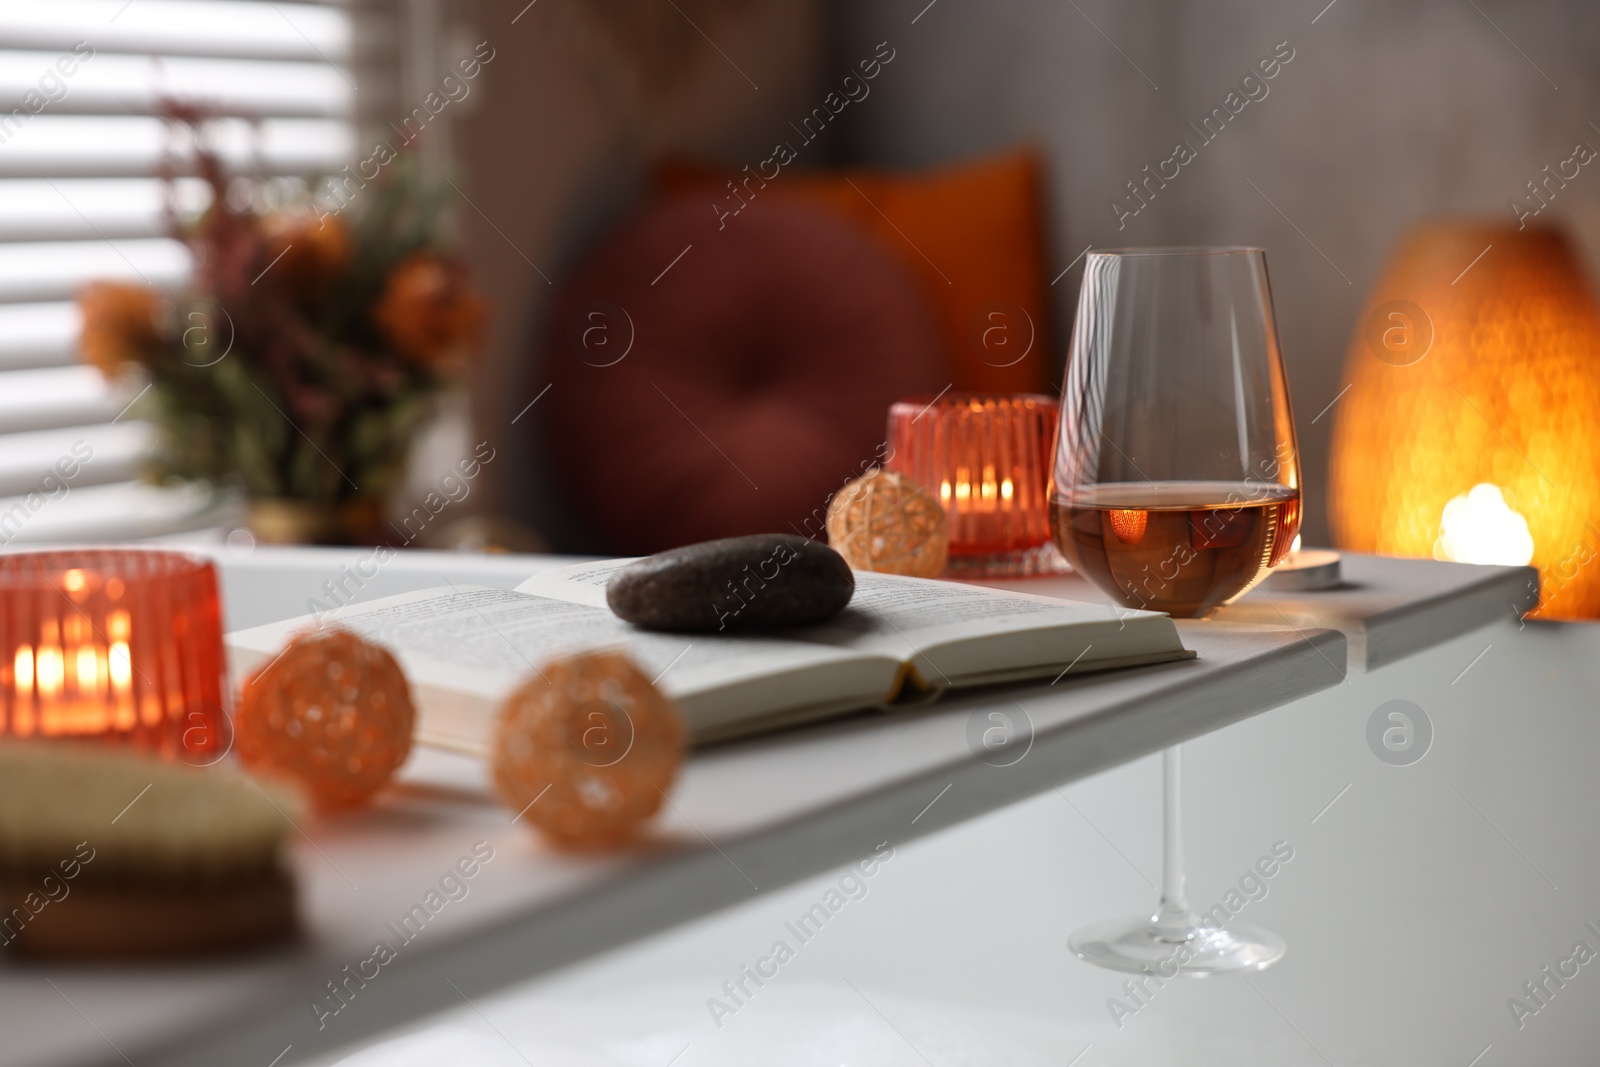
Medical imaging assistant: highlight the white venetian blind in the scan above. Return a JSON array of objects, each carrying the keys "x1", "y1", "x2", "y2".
[{"x1": 0, "y1": 0, "x2": 366, "y2": 543}]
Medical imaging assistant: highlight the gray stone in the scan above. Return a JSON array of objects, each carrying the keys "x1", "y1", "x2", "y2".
[{"x1": 606, "y1": 534, "x2": 855, "y2": 632}]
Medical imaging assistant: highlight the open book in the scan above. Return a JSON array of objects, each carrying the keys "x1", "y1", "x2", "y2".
[{"x1": 225, "y1": 559, "x2": 1195, "y2": 749}]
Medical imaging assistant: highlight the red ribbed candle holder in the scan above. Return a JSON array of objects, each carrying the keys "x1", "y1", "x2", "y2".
[
  {"x1": 0, "y1": 549, "x2": 230, "y2": 764},
  {"x1": 887, "y1": 393, "x2": 1069, "y2": 577}
]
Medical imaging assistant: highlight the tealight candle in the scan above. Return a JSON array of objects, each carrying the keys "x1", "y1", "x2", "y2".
[
  {"x1": 1263, "y1": 539, "x2": 1343, "y2": 592},
  {"x1": 0, "y1": 549, "x2": 229, "y2": 763},
  {"x1": 887, "y1": 392, "x2": 1069, "y2": 577}
]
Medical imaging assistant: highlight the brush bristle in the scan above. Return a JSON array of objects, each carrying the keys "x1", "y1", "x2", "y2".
[{"x1": 0, "y1": 743, "x2": 296, "y2": 884}]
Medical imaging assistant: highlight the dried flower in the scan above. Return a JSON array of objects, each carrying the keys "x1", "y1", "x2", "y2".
[
  {"x1": 82, "y1": 104, "x2": 481, "y2": 516},
  {"x1": 77, "y1": 282, "x2": 166, "y2": 376},
  {"x1": 373, "y1": 252, "x2": 485, "y2": 368},
  {"x1": 259, "y1": 211, "x2": 352, "y2": 296}
]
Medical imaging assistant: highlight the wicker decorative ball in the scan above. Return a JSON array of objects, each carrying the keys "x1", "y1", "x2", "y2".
[
  {"x1": 491, "y1": 650, "x2": 686, "y2": 849},
  {"x1": 235, "y1": 628, "x2": 415, "y2": 811},
  {"x1": 826, "y1": 468, "x2": 949, "y2": 578}
]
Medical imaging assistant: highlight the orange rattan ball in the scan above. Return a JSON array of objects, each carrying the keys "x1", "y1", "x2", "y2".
[
  {"x1": 236, "y1": 628, "x2": 415, "y2": 811},
  {"x1": 826, "y1": 468, "x2": 949, "y2": 578},
  {"x1": 491, "y1": 650, "x2": 686, "y2": 849}
]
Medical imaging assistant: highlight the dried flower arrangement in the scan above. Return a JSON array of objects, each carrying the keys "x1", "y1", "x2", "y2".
[{"x1": 79, "y1": 106, "x2": 485, "y2": 543}]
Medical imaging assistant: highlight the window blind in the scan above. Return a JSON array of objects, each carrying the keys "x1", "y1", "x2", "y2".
[{"x1": 0, "y1": 0, "x2": 365, "y2": 545}]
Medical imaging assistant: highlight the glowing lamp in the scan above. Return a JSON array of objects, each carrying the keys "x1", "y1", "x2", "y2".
[
  {"x1": 1330, "y1": 222, "x2": 1600, "y2": 617},
  {"x1": 0, "y1": 549, "x2": 230, "y2": 761}
]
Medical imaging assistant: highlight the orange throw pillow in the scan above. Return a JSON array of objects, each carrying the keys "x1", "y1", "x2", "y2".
[{"x1": 657, "y1": 150, "x2": 1052, "y2": 394}]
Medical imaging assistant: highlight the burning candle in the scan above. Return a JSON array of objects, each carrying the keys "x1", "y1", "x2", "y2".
[
  {"x1": 0, "y1": 550, "x2": 228, "y2": 763},
  {"x1": 887, "y1": 392, "x2": 1069, "y2": 577}
]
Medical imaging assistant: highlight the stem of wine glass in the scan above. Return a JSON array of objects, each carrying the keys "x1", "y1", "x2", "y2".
[{"x1": 1152, "y1": 744, "x2": 1197, "y2": 941}]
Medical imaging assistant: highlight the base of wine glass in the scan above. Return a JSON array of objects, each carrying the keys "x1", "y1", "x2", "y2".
[{"x1": 1070, "y1": 914, "x2": 1285, "y2": 976}]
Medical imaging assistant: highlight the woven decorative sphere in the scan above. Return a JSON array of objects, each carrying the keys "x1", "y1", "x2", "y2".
[
  {"x1": 491, "y1": 650, "x2": 686, "y2": 849},
  {"x1": 826, "y1": 468, "x2": 949, "y2": 577},
  {"x1": 236, "y1": 628, "x2": 415, "y2": 811}
]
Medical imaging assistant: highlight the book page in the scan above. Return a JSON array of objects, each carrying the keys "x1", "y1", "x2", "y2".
[
  {"x1": 518, "y1": 558, "x2": 1187, "y2": 687},
  {"x1": 338, "y1": 586, "x2": 880, "y2": 693},
  {"x1": 519, "y1": 558, "x2": 1154, "y2": 638},
  {"x1": 516, "y1": 559, "x2": 629, "y2": 607},
  {"x1": 226, "y1": 585, "x2": 900, "y2": 744},
  {"x1": 797, "y1": 572, "x2": 1170, "y2": 679},
  {"x1": 818, "y1": 572, "x2": 1126, "y2": 641}
]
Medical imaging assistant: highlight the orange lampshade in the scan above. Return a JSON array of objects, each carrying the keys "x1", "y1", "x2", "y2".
[{"x1": 1330, "y1": 222, "x2": 1600, "y2": 618}]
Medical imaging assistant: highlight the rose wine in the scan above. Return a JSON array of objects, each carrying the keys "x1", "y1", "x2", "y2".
[{"x1": 1050, "y1": 481, "x2": 1301, "y2": 618}]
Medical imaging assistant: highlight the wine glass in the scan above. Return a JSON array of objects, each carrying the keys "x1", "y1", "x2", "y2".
[{"x1": 1052, "y1": 247, "x2": 1301, "y2": 975}]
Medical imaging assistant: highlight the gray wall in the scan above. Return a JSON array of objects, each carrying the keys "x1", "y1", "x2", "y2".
[
  {"x1": 457, "y1": 0, "x2": 826, "y2": 549},
  {"x1": 831, "y1": 0, "x2": 1600, "y2": 543}
]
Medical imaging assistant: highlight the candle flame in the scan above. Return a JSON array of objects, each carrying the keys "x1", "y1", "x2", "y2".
[
  {"x1": 1109, "y1": 508, "x2": 1149, "y2": 546},
  {"x1": 110, "y1": 639, "x2": 134, "y2": 730},
  {"x1": 36, "y1": 646, "x2": 63, "y2": 699},
  {"x1": 1434, "y1": 483, "x2": 1535, "y2": 566},
  {"x1": 11, "y1": 646, "x2": 33, "y2": 736},
  {"x1": 76, "y1": 645, "x2": 99, "y2": 692},
  {"x1": 109, "y1": 644, "x2": 132, "y2": 688},
  {"x1": 9, "y1": 608, "x2": 140, "y2": 737},
  {"x1": 13, "y1": 646, "x2": 32, "y2": 694}
]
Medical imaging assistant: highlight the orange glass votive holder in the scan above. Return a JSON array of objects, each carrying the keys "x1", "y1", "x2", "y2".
[
  {"x1": 0, "y1": 549, "x2": 230, "y2": 763},
  {"x1": 887, "y1": 393, "x2": 1069, "y2": 577}
]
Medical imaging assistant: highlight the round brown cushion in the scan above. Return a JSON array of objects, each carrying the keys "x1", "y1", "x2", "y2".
[{"x1": 541, "y1": 193, "x2": 948, "y2": 555}]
